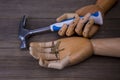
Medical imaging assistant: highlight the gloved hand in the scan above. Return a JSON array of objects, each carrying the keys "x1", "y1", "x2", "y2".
[
  {"x1": 29, "y1": 37, "x2": 93, "y2": 69},
  {"x1": 56, "y1": 5, "x2": 103, "y2": 38}
]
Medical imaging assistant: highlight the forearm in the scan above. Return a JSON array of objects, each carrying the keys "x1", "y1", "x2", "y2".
[
  {"x1": 96, "y1": 0, "x2": 117, "y2": 13},
  {"x1": 91, "y1": 38, "x2": 120, "y2": 57}
]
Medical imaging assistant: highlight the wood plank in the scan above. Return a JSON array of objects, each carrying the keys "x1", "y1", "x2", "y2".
[
  {"x1": 0, "y1": 0, "x2": 119, "y2": 18},
  {"x1": 0, "y1": 55, "x2": 120, "y2": 79}
]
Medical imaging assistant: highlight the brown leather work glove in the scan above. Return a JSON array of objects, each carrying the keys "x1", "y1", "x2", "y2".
[
  {"x1": 57, "y1": 5, "x2": 103, "y2": 38},
  {"x1": 29, "y1": 37, "x2": 93, "y2": 69}
]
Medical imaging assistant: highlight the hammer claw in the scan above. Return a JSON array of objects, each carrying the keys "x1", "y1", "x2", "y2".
[
  {"x1": 18, "y1": 15, "x2": 28, "y2": 49},
  {"x1": 18, "y1": 15, "x2": 50, "y2": 49}
]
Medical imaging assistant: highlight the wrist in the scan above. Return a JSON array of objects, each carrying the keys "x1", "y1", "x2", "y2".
[
  {"x1": 75, "y1": 4, "x2": 104, "y2": 16},
  {"x1": 95, "y1": 4, "x2": 104, "y2": 14},
  {"x1": 96, "y1": 0, "x2": 117, "y2": 13},
  {"x1": 90, "y1": 39, "x2": 97, "y2": 55},
  {"x1": 90, "y1": 38, "x2": 120, "y2": 57}
]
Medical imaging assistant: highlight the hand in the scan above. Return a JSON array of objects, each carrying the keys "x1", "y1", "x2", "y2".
[
  {"x1": 29, "y1": 37, "x2": 93, "y2": 69},
  {"x1": 56, "y1": 5, "x2": 103, "y2": 38}
]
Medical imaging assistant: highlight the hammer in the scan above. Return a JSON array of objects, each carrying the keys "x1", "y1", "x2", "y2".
[{"x1": 18, "y1": 11, "x2": 103, "y2": 49}]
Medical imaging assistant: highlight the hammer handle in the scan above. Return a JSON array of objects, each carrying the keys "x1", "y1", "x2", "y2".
[
  {"x1": 29, "y1": 26, "x2": 50, "y2": 34},
  {"x1": 50, "y1": 11, "x2": 103, "y2": 31}
]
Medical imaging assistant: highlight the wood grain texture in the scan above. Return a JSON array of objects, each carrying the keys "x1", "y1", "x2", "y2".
[{"x1": 0, "y1": 0, "x2": 120, "y2": 80}]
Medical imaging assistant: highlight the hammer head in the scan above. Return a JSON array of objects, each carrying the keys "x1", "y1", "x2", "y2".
[{"x1": 18, "y1": 16, "x2": 30, "y2": 49}]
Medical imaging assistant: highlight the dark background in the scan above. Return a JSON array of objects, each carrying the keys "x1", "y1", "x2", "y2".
[{"x1": 0, "y1": 0, "x2": 120, "y2": 80}]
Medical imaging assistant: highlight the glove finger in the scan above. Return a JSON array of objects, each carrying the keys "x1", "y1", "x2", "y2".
[
  {"x1": 66, "y1": 15, "x2": 80, "y2": 36},
  {"x1": 75, "y1": 13, "x2": 91, "y2": 35},
  {"x1": 83, "y1": 18, "x2": 94, "y2": 38},
  {"x1": 88, "y1": 24, "x2": 99, "y2": 37},
  {"x1": 58, "y1": 24, "x2": 68, "y2": 36},
  {"x1": 56, "y1": 13, "x2": 77, "y2": 22}
]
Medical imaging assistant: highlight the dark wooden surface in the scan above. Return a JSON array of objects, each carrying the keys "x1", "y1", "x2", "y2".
[{"x1": 0, "y1": 0, "x2": 120, "y2": 80}]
